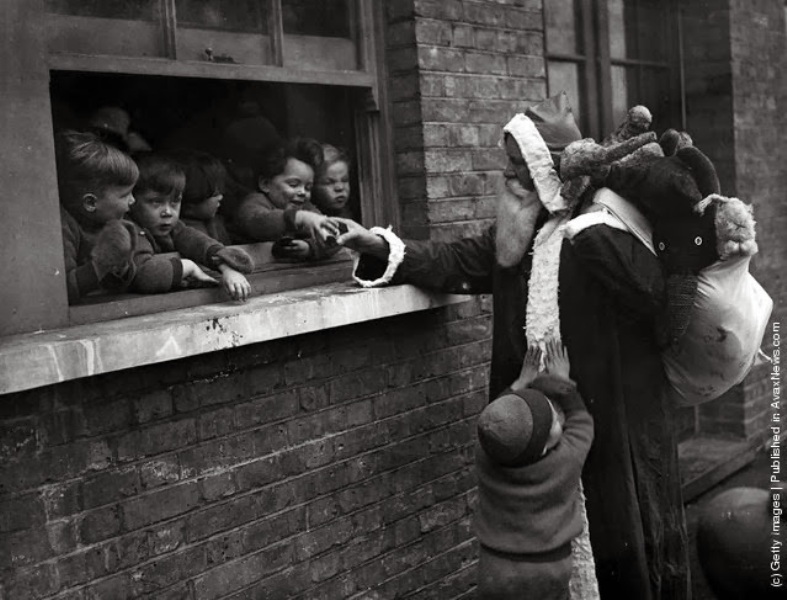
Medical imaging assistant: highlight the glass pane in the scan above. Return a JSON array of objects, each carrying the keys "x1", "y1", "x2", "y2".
[
  {"x1": 45, "y1": 0, "x2": 156, "y2": 20},
  {"x1": 44, "y1": 0, "x2": 162, "y2": 57},
  {"x1": 175, "y1": 0, "x2": 272, "y2": 64},
  {"x1": 608, "y1": 0, "x2": 626, "y2": 59},
  {"x1": 609, "y1": 0, "x2": 670, "y2": 62},
  {"x1": 283, "y1": 0, "x2": 352, "y2": 38},
  {"x1": 176, "y1": 0, "x2": 268, "y2": 32},
  {"x1": 545, "y1": 0, "x2": 581, "y2": 55},
  {"x1": 635, "y1": 0, "x2": 670, "y2": 62},
  {"x1": 610, "y1": 65, "x2": 631, "y2": 128},
  {"x1": 282, "y1": 0, "x2": 358, "y2": 70},
  {"x1": 547, "y1": 61, "x2": 584, "y2": 134}
]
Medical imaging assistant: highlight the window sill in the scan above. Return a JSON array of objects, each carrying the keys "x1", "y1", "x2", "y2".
[{"x1": 0, "y1": 283, "x2": 472, "y2": 395}]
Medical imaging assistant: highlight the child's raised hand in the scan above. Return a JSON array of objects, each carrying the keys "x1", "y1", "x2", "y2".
[
  {"x1": 512, "y1": 344, "x2": 542, "y2": 392},
  {"x1": 294, "y1": 210, "x2": 340, "y2": 242},
  {"x1": 544, "y1": 338, "x2": 571, "y2": 380},
  {"x1": 180, "y1": 259, "x2": 218, "y2": 288},
  {"x1": 218, "y1": 265, "x2": 251, "y2": 302}
]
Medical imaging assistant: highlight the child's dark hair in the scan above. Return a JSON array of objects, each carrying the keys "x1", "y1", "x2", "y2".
[
  {"x1": 133, "y1": 152, "x2": 186, "y2": 198},
  {"x1": 255, "y1": 137, "x2": 324, "y2": 181},
  {"x1": 169, "y1": 150, "x2": 227, "y2": 205},
  {"x1": 55, "y1": 130, "x2": 139, "y2": 212}
]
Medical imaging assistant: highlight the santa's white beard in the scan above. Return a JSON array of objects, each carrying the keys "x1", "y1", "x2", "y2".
[{"x1": 495, "y1": 179, "x2": 542, "y2": 267}]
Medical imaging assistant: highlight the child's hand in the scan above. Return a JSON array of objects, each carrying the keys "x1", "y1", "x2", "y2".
[
  {"x1": 334, "y1": 218, "x2": 391, "y2": 260},
  {"x1": 180, "y1": 259, "x2": 218, "y2": 287},
  {"x1": 294, "y1": 210, "x2": 340, "y2": 243},
  {"x1": 544, "y1": 338, "x2": 571, "y2": 380},
  {"x1": 218, "y1": 265, "x2": 251, "y2": 301},
  {"x1": 512, "y1": 345, "x2": 542, "y2": 392},
  {"x1": 274, "y1": 239, "x2": 312, "y2": 260}
]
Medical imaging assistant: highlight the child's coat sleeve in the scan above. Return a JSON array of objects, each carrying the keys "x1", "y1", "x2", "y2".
[{"x1": 126, "y1": 223, "x2": 184, "y2": 293}]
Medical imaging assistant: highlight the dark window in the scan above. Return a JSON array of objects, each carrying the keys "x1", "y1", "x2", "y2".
[{"x1": 545, "y1": 0, "x2": 681, "y2": 140}]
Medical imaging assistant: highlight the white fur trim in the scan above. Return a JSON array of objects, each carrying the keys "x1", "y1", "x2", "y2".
[
  {"x1": 503, "y1": 114, "x2": 568, "y2": 214},
  {"x1": 525, "y1": 212, "x2": 572, "y2": 354},
  {"x1": 695, "y1": 193, "x2": 724, "y2": 215},
  {"x1": 351, "y1": 226, "x2": 406, "y2": 288},
  {"x1": 592, "y1": 188, "x2": 655, "y2": 254},
  {"x1": 564, "y1": 210, "x2": 628, "y2": 240}
]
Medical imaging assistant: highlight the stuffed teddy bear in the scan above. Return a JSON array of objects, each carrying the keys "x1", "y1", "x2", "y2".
[
  {"x1": 558, "y1": 115, "x2": 759, "y2": 347},
  {"x1": 558, "y1": 109, "x2": 770, "y2": 405}
]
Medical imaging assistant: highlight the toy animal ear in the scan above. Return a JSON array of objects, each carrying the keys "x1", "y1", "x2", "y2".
[
  {"x1": 675, "y1": 146, "x2": 720, "y2": 199},
  {"x1": 658, "y1": 128, "x2": 693, "y2": 156}
]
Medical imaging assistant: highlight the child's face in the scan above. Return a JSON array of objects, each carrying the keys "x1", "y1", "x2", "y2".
[
  {"x1": 261, "y1": 157, "x2": 314, "y2": 209},
  {"x1": 543, "y1": 399, "x2": 565, "y2": 454},
  {"x1": 182, "y1": 192, "x2": 223, "y2": 221},
  {"x1": 314, "y1": 160, "x2": 351, "y2": 213},
  {"x1": 131, "y1": 189, "x2": 182, "y2": 236},
  {"x1": 88, "y1": 183, "x2": 136, "y2": 223}
]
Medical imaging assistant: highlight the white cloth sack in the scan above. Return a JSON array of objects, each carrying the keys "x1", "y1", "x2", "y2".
[{"x1": 663, "y1": 256, "x2": 773, "y2": 406}]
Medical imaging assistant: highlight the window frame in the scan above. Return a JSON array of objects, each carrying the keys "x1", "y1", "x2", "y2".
[
  {"x1": 0, "y1": 0, "x2": 396, "y2": 337},
  {"x1": 544, "y1": 0, "x2": 682, "y2": 141}
]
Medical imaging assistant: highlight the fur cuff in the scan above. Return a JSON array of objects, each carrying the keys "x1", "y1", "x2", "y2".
[
  {"x1": 351, "y1": 226, "x2": 406, "y2": 288},
  {"x1": 503, "y1": 114, "x2": 567, "y2": 214}
]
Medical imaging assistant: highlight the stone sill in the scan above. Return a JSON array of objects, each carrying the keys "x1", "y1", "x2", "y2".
[{"x1": 0, "y1": 283, "x2": 472, "y2": 396}]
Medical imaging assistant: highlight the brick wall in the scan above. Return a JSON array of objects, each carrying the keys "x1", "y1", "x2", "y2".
[
  {"x1": 682, "y1": 0, "x2": 786, "y2": 443},
  {"x1": 387, "y1": 0, "x2": 545, "y2": 241},
  {"x1": 0, "y1": 301, "x2": 494, "y2": 599}
]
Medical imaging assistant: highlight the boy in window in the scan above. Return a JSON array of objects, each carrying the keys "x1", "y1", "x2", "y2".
[
  {"x1": 128, "y1": 153, "x2": 253, "y2": 301},
  {"x1": 56, "y1": 130, "x2": 142, "y2": 302}
]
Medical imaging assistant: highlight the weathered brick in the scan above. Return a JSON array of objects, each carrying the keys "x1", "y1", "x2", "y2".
[
  {"x1": 186, "y1": 493, "x2": 257, "y2": 542},
  {"x1": 418, "y1": 46, "x2": 466, "y2": 72},
  {"x1": 105, "y1": 529, "x2": 151, "y2": 572},
  {"x1": 140, "y1": 456, "x2": 181, "y2": 488},
  {"x1": 147, "y1": 519, "x2": 186, "y2": 556},
  {"x1": 179, "y1": 434, "x2": 256, "y2": 479},
  {"x1": 193, "y1": 545, "x2": 294, "y2": 600},
  {"x1": 415, "y1": 19, "x2": 453, "y2": 45},
  {"x1": 197, "y1": 406, "x2": 234, "y2": 441},
  {"x1": 117, "y1": 418, "x2": 197, "y2": 461},
  {"x1": 79, "y1": 504, "x2": 122, "y2": 544},
  {"x1": 83, "y1": 466, "x2": 140, "y2": 508},
  {"x1": 122, "y1": 482, "x2": 201, "y2": 530},
  {"x1": 134, "y1": 389, "x2": 173, "y2": 424},
  {"x1": 128, "y1": 545, "x2": 206, "y2": 596}
]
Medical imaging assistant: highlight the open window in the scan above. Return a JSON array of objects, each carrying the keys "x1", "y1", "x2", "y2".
[{"x1": 0, "y1": 0, "x2": 397, "y2": 335}]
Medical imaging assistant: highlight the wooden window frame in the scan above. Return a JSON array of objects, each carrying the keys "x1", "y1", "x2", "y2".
[
  {"x1": 544, "y1": 0, "x2": 682, "y2": 141},
  {"x1": 0, "y1": 0, "x2": 397, "y2": 337}
]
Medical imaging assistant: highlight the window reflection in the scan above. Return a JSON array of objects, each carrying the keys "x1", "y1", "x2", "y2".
[
  {"x1": 282, "y1": 0, "x2": 352, "y2": 38},
  {"x1": 548, "y1": 62, "x2": 583, "y2": 132},
  {"x1": 545, "y1": 0, "x2": 581, "y2": 55},
  {"x1": 45, "y1": 0, "x2": 156, "y2": 20},
  {"x1": 175, "y1": 0, "x2": 268, "y2": 33}
]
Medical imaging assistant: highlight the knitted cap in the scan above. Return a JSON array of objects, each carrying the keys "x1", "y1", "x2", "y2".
[{"x1": 477, "y1": 388, "x2": 554, "y2": 467}]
